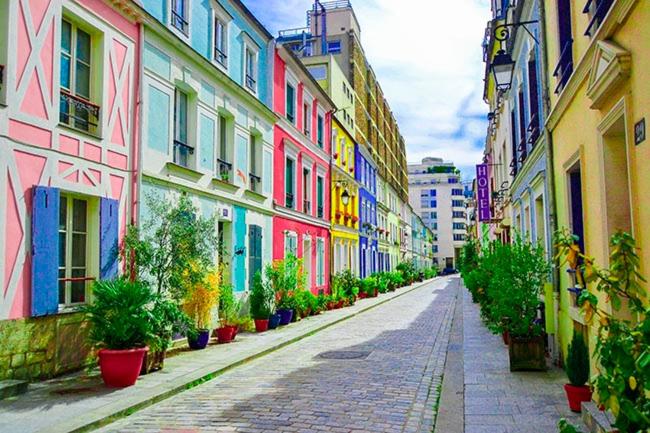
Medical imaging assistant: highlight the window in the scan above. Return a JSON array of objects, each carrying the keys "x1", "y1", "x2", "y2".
[
  {"x1": 452, "y1": 200, "x2": 464, "y2": 207},
  {"x1": 249, "y1": 134, "x2": 261, "y2": 193},
  {"x1": 214, "y1": 17, "x2": 227, "y2": 67},
  {"x1": 317, "y1": 175, "x2": 324, "y2": 218},
  {"x1": 317, "y1": 114, "x2": 324, "y2": 147},
  {"x1": 217, "y1": 114, "x2": 232, "y2": 182},
  {"x1": 302, "y1": 167, "x2": 311, "y2": 214},
  {"x1": 527, "y1": 56, "x2": 540, "y2": 144},
  {"x1": 58, "y1": 195, "x2": 89, "y2": 306},
  {"x1": 452, "y1": 189, "x2": 464, "y2": 196},
  {"x1": 316, "y1": 239, "x2": 325, "y2": 286},
  {"x1": 554, "y1": 0, "x2": 573, "y2": 94},
  {"x1": 173, "y1": 88, "x2": 192, "y2": 167},
  {"x1": 285, "y1": 157, "x2": 295, "y2": 208},
  {"x1": 303, "y1": 102, "x2": 311, "y2": 136},
  {"x1": 284, "y1": 232, "x2": 297, "y2": 257},
  {"x1": 244, "y1": 47, "x2": 256, "y2": 92},
  {"x1": 448, "y1": 177, "x2": 459, "y2": 184},
  {"x1": 171, "y1": 0, "x2": 189, "y2": 34},
  {"x1": 453, "y1": 234, "x2": 466, "y2": 241},
  {"x1": 430, "y1": 189, "x2": 437, "y2": 196},
  {"x1": 327, "y1": 40, "x2": 341, "y2": 54},
  {"x1": 584, "y1": 0, "x2": 613, "y2": 37},
  {"x1": 60, "y1": 19, "x2": 99, "y2": 133},
  {"x1": 453, "y1": 223, "x2": 466, "y2": 230},
  {"x1": 453, "y1": 211, "x2": 466, "y2": 218},
  {"x1": 286, "y1": 83, "x2": 295, "y2": 123},
  {"x1": 308, "y1": 65, "x2": 327, "y2": 81}
]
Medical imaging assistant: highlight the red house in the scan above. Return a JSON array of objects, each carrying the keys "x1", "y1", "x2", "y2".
[{"x1": 272, "y1": 44, "x2": 333, "y2": 294}]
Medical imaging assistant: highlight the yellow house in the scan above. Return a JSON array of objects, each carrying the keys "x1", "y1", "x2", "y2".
[
  {"x1": 331, "y1": 118, "x2": 360, "y2": 275},
  {"x1": 543, "y1": 0, "x2": 649, "y2": 362}
]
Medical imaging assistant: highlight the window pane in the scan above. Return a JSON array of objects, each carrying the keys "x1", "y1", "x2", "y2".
[
  {"x1": 71, "y1": 233, "x2": 86, "y2": 267},
  {"x1": 175, "y1": 90, "x2": 188, "y2": 143},
  {"x1": 59, "y1": 197, "x2": 67, "y2": 230},
  {"x1": 60, "y1": 54, "x2": 71, "y2": 89},
  {"x1": 58, "y1": 232, "x2": 66, "y2": 268},
  {"x1": 61, "y1": 21, "x2": 72, "y2": 53},
  {"x1": 70, "y1": 269, "x2": 86, "y2": 303},
  {"x1": 59, "y1": 269, "x2": 66, "y2": 304},
  {"x1": 76, "y1": 29, "x2": 91, "y2": 63},
  {"x1": 72, "y1": 199, "x2": 87, "y2": 232},
  {"x1": 75, "y1": 62, "x2": 90, "y2": 99}
]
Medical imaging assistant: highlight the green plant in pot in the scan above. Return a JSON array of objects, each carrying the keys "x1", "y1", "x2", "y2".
[
  {"x1": 250, "y1": 271, "x2": 274, "y2": 332},
  {"x1": 82, "y1": 278, "x2": 155, "y2": 387},
  {"x1": 485, "y1": 236, "x2": 550, "y2": 371},
  {"x1": 266, "y1": 254, "x2": 305, "y2": 325},
  {"x1": 216, "y1": 283, "x2": 237, "y2": 343},
  {"x1": 564, "y1": 332, "x2": 592, "y2": 412}
]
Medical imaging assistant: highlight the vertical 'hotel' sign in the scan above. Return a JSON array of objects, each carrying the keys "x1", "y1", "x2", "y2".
[{"x1": 476, "y1": 164, "x2": 491, "y2": 222}]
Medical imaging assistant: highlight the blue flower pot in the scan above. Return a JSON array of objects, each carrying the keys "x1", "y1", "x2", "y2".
[
  {"x1": 187, "y1": 329, "x2": 210, "y2": 350},
  {"x1": 268, "y1": 313, "x2": 281, "y2": 329},
  {"x1": 277, "y1": 308, "x2": 293, "y2": 326}
]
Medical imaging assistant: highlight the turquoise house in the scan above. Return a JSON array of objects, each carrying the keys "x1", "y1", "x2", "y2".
[{"x1": 137, "y1": 0, "x2": 277, "y2": 294}]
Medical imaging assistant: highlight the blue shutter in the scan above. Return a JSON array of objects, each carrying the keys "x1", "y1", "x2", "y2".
[
  {"x1": 100, "y1": 198, "x2": 119, "y2": 280},
  {"x1": 31, "y1": 186, "x2": 60, "y2": 316}
]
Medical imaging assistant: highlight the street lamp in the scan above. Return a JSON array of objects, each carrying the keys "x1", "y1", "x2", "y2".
[
  {"x1": 491, "y1": 49, "x2": 515, "y2": 90},
  {"x1": 341, "y1": 189, "x2": 350, "y2": 206}
]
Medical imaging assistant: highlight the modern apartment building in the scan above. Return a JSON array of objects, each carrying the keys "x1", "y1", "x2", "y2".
[{"x1": 408, "y1": 157, "x2": 467, "y2": 269}]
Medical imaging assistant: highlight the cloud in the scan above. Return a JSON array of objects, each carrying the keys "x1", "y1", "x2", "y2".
[{"x1": 243, "y1": 0, "x2": 490, "y2": 181}]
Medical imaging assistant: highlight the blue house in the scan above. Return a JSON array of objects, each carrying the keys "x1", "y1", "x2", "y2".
[{"x1": 355, "y1": 145, "x2": 378, "y2": 278}]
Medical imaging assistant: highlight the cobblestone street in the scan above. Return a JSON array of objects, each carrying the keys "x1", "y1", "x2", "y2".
[{"x1": 97, "y1": 278, "x2": 458, "y2": 433}]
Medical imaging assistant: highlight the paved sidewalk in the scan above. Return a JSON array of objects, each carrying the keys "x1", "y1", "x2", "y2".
[
  {"x1": 0, "y1": 278, "x2": 439, "y2": 433},
  {"x1": 95, "y1": 277, "x2": 458, "y2": 433},
  {"x1": 463, "y1": 289, "x2": 580, "y2": 433}
]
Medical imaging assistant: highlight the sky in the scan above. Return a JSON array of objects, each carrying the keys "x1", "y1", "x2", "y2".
[{"x1": 242, "y1": 0, "x2": 491, "y2": 181}]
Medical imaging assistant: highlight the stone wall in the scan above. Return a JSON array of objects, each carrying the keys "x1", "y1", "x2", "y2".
[{"x1": 0, "y1": 313, "x2": 92, "y2": 381}]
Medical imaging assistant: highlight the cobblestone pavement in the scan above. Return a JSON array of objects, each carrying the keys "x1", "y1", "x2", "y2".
[
  {"x1": 463, "y1": 289, "x2": 581, "y2": 433},
  {"x1": 96, "y1": 277, "x2": 459, "y2": 433}
]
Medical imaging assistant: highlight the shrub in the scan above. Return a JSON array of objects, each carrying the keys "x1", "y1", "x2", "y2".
[
  {"x1": 333, "y1": 270, "x2": 360, "y2": 303},
  {"x1": 249, "y1": 271, "x2": 274, "y2": 320},
  {"x1": 183, "y1": 265, "x2": 221, "y2": 330},
  {"x1": 218, "y1": 283, "x2": 237, "y2": 326},
  {"x1": 566, "y1": 332, "x2": 590, "y2": 386},
  {"x1": 266, "y1": 254, "x2": 306, "y2": 311},
  {"x1": 83, "y1": 279, "x2": 155, "y2": 350},
  {"x1": 294, "y1": 290, "x2": 318, "y2": 317}
]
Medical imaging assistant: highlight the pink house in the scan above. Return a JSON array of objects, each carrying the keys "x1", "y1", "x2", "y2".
[
  {"x1": 272, "y1": 45, "x2": 333, "y2": 294},
  {"x1": 0, "y1": 0, "x2": 142, "y2": 380}
]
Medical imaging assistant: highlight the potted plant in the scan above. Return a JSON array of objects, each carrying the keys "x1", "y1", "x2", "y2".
[
  {"x1": 183, "y1": 266, "x2": 221, "y2": 350},
  {"x1": 266, "y1": 254, "x2": 305, "y2": 326},
  {"x1": 564, "y1": 332, "x2": 592, "y2": 412},
  {"x1": 268, "y1": 311, "x2": 282, "y2": 329},
  {"x1": 485, "y1": 238, "x2": 550, "y2": 371},
  {"x1": 82, "y1": 279, "x2": 154, "y2": 387},
  {"x1": 250, "y1": 272, "x2": 274, "y2": 332},
  {"x1": 216, "y1": 283, "x2": 236, "y2": 343}
]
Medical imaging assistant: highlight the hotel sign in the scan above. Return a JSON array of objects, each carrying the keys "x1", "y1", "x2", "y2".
[{"x1": 476, "y1": 164, "x2": 491, "y2": 222}]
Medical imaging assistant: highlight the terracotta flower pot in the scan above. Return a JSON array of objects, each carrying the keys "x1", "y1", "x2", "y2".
[
  {"x1": 98, "y1": 347, "x2": 148, "y2": 388},
  {"x1": 564, "y1": 384, "x2": 592, "y2": 412},
  {"x1": 254, "y1": 319, "x2": 269, "y2": 333},
  {"x1": 216, "y1": 326, "x2": 234, "y2": 344}
]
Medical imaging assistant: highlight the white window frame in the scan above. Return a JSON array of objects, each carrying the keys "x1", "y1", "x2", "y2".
[
  {"x1": 211, "y1": 2, "x2": 231, "y2": 70},
  {"x1": 242, "y1": 34, "x2": 259, "y2": 95},
  {"x1": 284, "y1": 144, "x2": 298, "y2": 208},
  {"x1": 302, "y1": 161, "x2": 312, "y2": 215},
  {"x1": 316, "y1": 238, "x2": 325, "y2": 286},
  {"x1": 285, "y1": 68, "x2": 299, "y2": 125},
  {"x1": 169, "y1": 0, "x2": 191, "y2": 41},
  {"x1": 284, "y1": 231, "x2": 298, "y2": 257}
]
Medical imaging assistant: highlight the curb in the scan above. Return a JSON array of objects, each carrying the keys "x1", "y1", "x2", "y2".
[{"x1": 55, "y1": 277, "x2": 441, "y2": 433}]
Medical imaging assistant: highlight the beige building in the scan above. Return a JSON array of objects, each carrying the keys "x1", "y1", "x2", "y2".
[{"x1": 408, "y1": 158, "x2": 467, "y2": 269}]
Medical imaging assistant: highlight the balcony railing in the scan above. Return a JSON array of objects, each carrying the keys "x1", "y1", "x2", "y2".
[
  {"x1": 518, "y1": 148, "x2": 528, "y2": 164},
  {"x1": 553, "y1": 40, "x2": 574, "y2": 94},
  {"x1": 217, "y1": 158, "x2": 233, "y2": 183},
  {"x1": 510, "y1": 157, "x2": 518, "y2": 177},
  {"x1": 278, "y1": 27, "x2": 310, "y2": 38},
  {"x1": 249, "y1": 173, "x2": 261, "y2": 193},
  {"x1": 214, "y1": 48, "x2": 227, "y2": 67},
  {"x1": 171, "y1": 9, "x2": 189, "y2": 34},
  {"x1": 173, "y1": 140, "x2": 194, "y2": 167},
  {"x1": 303, "y1": 200, "x2": 311, "y2": 214},
  {"x1": 527, "y1": 113, "x2": 540, "y2": 146},
  {"x1": 584, "y1": 0, "x2": 613, "y2": 37},
  {"x1": 286, "y1": 192, "x2": 294, "y2": 209},
  {"x1": 317, "y1": 205, "x2": 324, "y2": 219},
  {"x1": 59, "y1": 90, "x2": 100, "y2": 134},
  {"x1": 245, "y1": 74, "x2": 256, "y2": 92}
]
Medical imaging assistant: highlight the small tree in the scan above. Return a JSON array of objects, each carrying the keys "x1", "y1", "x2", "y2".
[
  {"x1": 249, "y1": 272, "x2": 274, "y2": 320},
  {"x1": 566, "y1": 332, "x2": 589, "y2": 386}
]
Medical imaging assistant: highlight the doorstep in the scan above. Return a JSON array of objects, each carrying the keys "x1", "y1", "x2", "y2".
[{"x1": 0, "y1": 278, "x2": 438, "y2": 433}]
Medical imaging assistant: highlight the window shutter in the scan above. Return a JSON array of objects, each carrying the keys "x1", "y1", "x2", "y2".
[
  {"x1": 31, "y1": 186, "x2": 60, "y2": 316},
  {"x1": 100, "y1": 197, "x2": 119, "y2": 280}
]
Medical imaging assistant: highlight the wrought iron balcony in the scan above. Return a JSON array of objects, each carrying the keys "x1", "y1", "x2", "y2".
[
  {"x1": 245, "y1": 74, "x2": 256, "y2": 92},
  {"x1": 584, "y1": 0, "x2": 613, "y2": 37},
  {"x1": 317, "y1": 205, "x2": 324, "y2": 219},
  {"x1": 173, "y1": 140, "x2": 194, "y2": 168},
  {"x1": 217, "y1": 158, "x2": 233, "y2": 183},
  {"x1": 171, "y1": 9, "x2": 189, "y2": 34},
  {"x1": 214, "y1": 48, "x2": 227, "y2": 67},
  {"x1": 249, "y1": 173, "x2": 261, "y2": 193},
  {"x1": 286, "y1": 192, "x2": 295, "y2": 209},
  {"x1": 527, "y1": 113, "x2": 540, "y2": 146},
  {"x1": 59, "y1": 90, "x2": 100, "y2": 134},
  {"x1": 510, "y1": 157, "x2": 518, "y2": 177},
  {"x1": 303, "y1": 200, "x2": 311, "y2": 214},
  {"x1": 553, "y1": 40, "x2": 574, "y2": 94}
]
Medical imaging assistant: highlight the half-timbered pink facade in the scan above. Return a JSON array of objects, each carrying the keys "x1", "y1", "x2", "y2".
[
  {"x1": 272, "y1": 45, "x2": 332, "y2": 294},
  {"x1": 0, "y1": 0, "x2": 141, "y2": 380}
]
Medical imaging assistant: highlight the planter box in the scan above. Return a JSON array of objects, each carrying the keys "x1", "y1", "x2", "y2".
[
  {"x1": 508, "y1": 335, "x2": 546, "y2": 371},
  {"x1": 140, "y1": 350, "x2": 165, "y2": 375}
]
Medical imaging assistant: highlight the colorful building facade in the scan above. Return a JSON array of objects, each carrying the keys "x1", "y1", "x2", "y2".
[
  {"x1": 138, "y1": 0, "x2": 276, "y2": 294},
  {"x1": 272, "y1": 44, "x2": 333, "y2": 294},
  {"x1": 356, "y1": 144, "x2": 377, "y2": 278},
  {"x1": 0, "y1": 0, "x2": 141, "y2": 380}
]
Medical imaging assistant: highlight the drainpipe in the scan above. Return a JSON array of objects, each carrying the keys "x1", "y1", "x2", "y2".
[{"x1": 536, "y1": 0, "x2": 560, "y2": 364}]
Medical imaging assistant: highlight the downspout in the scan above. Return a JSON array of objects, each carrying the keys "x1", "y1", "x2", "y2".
[{"x1": 536, "y1": 0, "x2": 561, "y2": 364}]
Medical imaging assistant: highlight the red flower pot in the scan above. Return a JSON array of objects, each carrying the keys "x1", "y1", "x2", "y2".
[
  {"x1": 327, "y1": 302, "x2": 336, "y2": 310},
  {"x1": 98, "y1": 347, "x2": 148, "y2": 388},
  {"x1": 502, "y1": 330, "x2": 510, "y2": 345},
  {"x1": 564, "y1": 384, "x2": 592, "y2": 412},
  {"x1": 227, "y1": 325, "x2": 238, "y2": 340},
  {"x1": 254, "y1": 319, "x2": 269, "y2": 333},
  {"x1": 359, "y1": 292, "x2": 367, "y2": 299},
  {"x1": 216, "y1": 326, "x2": 234, "y2": 344},
  {"x1": 336, "y1": 300, "x2": 344, "y2": 309}
]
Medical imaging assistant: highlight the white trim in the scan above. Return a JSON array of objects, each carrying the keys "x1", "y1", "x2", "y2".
[
  {"x1": 168, "y1": 0, "x2": 192, "y2": 44},
  {"x1": 210, "y1": 1, "x2": 231, "y2": 72}
]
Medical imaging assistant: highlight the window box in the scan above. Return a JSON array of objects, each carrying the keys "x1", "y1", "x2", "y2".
[
  {"x1": 165, "y1": 161, "x2": 203, "y2": 182},
  {"x1": 217, "y1": 158, "x2": 233, "y2": 184},
  {"x1": 211, "y1": 176, "x2": 240, "y2": 193}
]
